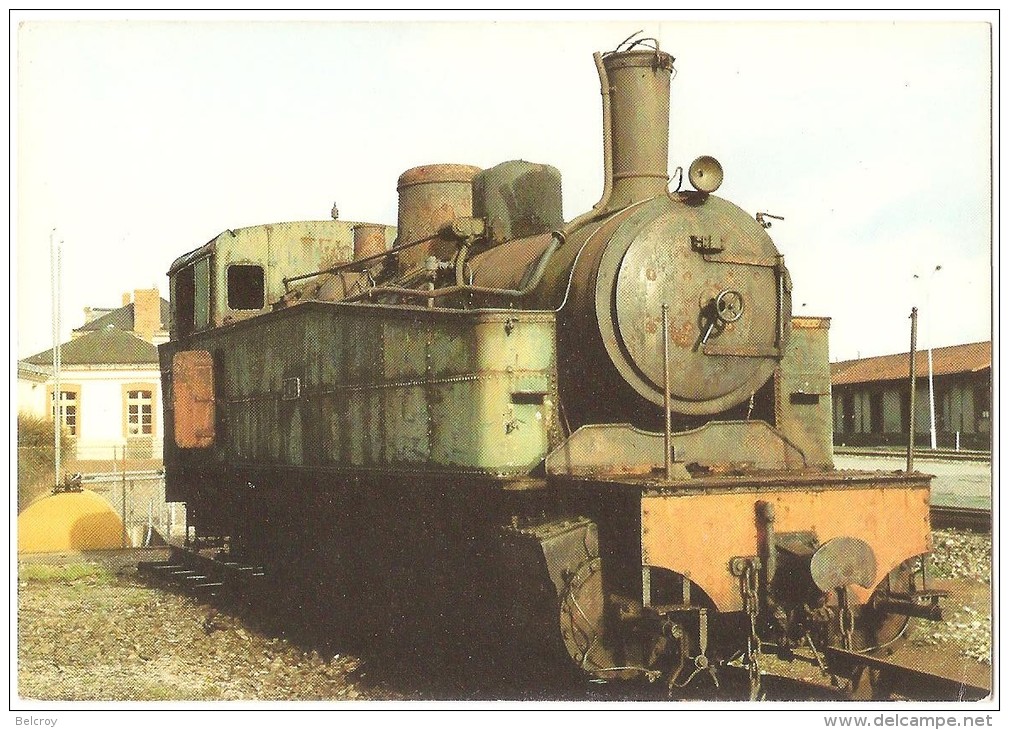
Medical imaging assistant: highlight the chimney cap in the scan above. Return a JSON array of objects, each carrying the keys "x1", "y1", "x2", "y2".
[{"x1": 602, "y1": 48, "x2": 674, "y2": 72}]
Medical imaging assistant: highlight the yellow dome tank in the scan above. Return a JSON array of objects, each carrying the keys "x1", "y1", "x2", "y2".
[{"x1": 17, "y1": 490, "x2": 131, "y2": 553}]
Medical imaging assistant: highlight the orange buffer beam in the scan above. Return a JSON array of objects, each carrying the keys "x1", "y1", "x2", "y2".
[{"x1": 641, "y1": 481, "x2": 930, "y2": 612}]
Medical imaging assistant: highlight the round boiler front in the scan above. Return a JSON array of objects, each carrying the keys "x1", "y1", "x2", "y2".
[{"x1": 594, "y1": 194, "x2": 789, "y2": 415}]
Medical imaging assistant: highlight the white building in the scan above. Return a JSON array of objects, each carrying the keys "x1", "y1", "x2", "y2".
[{"x1": 18, "y1": 289, "x2": 168, "y2": 462}]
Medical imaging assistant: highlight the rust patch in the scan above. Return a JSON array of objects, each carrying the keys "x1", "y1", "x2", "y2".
[{"x1": 172, "y1": 350, "x2": 215, "y2": 449}]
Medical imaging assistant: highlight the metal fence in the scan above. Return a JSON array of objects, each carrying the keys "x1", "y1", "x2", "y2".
[{"x1": 79, "y1": 471, "x2": 183, "y2": 547}]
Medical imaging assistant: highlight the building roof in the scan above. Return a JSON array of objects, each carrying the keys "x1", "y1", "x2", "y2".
[
  {"x1": 23, "y1": 329, "x2": 159, "y2": 367},
  {"x1": 72, "y1": 298, "x2": 169, "y2": 334},
  {"x1": 831, "y1": 341, "x2": 991, "y2": 387},
  {"x1": 17, "y1": 361, "x2": 52, "y2": 381}
]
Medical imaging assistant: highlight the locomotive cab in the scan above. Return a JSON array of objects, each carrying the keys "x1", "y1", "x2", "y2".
[{"x1": 167, "y1": 219, "x2": 394, "y2": 338}]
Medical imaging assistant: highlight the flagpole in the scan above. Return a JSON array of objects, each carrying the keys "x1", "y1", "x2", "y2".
[{"x1": 51, "y1": 230, "x2": 62, "y2": 488}]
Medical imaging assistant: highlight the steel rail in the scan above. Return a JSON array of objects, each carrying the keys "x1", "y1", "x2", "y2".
[{"x1": 930, "y1": 505, "x2": 991, "y2": 532}]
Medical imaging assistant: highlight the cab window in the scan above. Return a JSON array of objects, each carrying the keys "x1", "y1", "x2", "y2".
[{"x1": 227, "y1": 264, "x2": 265, "y2": 310}]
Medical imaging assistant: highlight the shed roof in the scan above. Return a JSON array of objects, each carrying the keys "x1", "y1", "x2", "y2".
[
  {"x1": 24, "y1": 329, "x2": 159, "y2": 367},
  {"x1": 73, "y1": 298, "x2": 169, "y2": 334},
  {"x1": 831, "y1": 341, "x2": 991, "y2": 386}
]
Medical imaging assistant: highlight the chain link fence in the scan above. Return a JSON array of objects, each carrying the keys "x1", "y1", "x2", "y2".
[
  {"x1": 18, "y1": 441, "x2": 183, "y2": 548},
  {"x1": 79, "y1": 471, "x2": 183, "y2": 547}
]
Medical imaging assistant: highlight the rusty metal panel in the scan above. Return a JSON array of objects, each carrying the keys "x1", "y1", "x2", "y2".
[
  {"x1": 382, "y1": 317, "x2": 428, "y2": 381},
  {"x1": 382, "y1": 384, "x2": 430, "y2": 464},
  {"x1": 641, "y1": 482, "x2": 931, "y2": 613},
  {"x1": 427, "y1": 376, "x2": 553, "y2": 473},
  {"x1": 776, "y1": 316, "x2": 833, "y2": 468},
  {"x1": 472, "y1": 316, "x2": 555, "y2": 373},
  {"x1": 207, "y1": 220, "x2": 390, "y2": 327},
  {"x1": 173, "y1": 302, "x2": 556, "y2": 476},
  {"x1": 421, "y1": 311, "x2": 557, "y2": 472},
  {"x1": 545, "y1": 421, "x2": 805, "y2": 477},
  {"x1": 472, "y1": 161, "x2": 563, "y2": 245},
  {"x1": 198, "y1": 300, "x2": 561, "y2": 474},
  {"x1": 428, "y1": 319, "x2": 476, "y2": 377},
  {"x1": 172, "y1": 350, "x2": 215, "y2": 448}
]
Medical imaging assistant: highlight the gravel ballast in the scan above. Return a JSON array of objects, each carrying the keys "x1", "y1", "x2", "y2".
[
  {"x1": 906, "y1": 529, "x2": 992, "y2": 667},
  {"x1": 17, "y1": 553, "x2": 405, "y2": 701},
  {"x1": 17, "y1": 529, "x2": 992, "y2": 701}
]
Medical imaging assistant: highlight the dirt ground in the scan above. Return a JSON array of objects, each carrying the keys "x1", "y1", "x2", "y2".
[
  {"x1": 16, "y1": 549, "x2": 406, "y2": 701},
  {"x1": 16, "y1": 531, "x2": 992, "y2": 702}
]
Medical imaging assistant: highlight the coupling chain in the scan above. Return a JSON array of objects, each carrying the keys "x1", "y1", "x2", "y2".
[
  {"x1": 741, "y1": 562, "x2": 762, "y2": 699},
  {"x1": 838, "y1": 588, "x2": 855, "y2": 651}
]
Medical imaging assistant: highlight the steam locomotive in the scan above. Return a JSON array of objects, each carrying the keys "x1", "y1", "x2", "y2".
[{"x1": 160, "y1": 39, "x2": 939, "y2": 697}]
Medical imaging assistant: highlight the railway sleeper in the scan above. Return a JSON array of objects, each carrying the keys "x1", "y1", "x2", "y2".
[
  {"x1": 138, "y1": 547, "x2": 266, "y2": 600},
  {"x1": 140, "y1": 561, "x2": 185, "y2": 572}
]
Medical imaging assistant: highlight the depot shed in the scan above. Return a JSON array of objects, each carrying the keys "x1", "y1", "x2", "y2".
[{"x1": 831, "y1": 341, "x2": 991, "y2": 450}]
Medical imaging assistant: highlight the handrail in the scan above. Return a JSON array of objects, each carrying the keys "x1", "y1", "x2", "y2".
[
  {"x1": 282, "y1": 232, "x2": 439, "y2": 290},
  {"x1": 344, "y1": 232, "x2": 564, "y2": 304}
]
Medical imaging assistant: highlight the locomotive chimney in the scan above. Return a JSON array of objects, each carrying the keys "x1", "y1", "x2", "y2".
[{"x1": 601, "y1": 48, "x2": 674, "y2": 210}]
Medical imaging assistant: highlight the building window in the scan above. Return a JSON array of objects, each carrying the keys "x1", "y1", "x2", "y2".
[
  {"x1": 48, "y1": 385, "x2": 81, "y2": 437},
  {"x1": 227, "y1": 264, "x2": 265, "y2": 310},
  {"x1": 122, "y1": 384, "x2": 157, "y2": 439},
  {"x1": 126, "y1": 389, "x2": 154, "y2": 436},
  {"x1": 50, "y1": 389, "x2": 79, "y2": 436}
]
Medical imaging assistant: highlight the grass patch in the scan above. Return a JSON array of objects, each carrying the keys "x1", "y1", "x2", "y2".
[{"x1": 19, "y1": 562, "x2": 110, "y2": 583}]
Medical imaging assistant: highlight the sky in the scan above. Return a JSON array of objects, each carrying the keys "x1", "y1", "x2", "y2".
[{"x1": 13, "y1": 13, "x2": 995, "y2": 363}]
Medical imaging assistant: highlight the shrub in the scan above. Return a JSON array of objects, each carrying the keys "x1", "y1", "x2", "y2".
[{"x1": 17, "y1": 412, "x2": 75, "y2": 512}]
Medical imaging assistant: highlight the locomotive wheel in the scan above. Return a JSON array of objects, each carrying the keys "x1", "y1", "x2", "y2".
[
  {"x1": 849, "y1": 559, "x2": 916, "y2": 654},
  {"x1": 559, "y1": 557, "x2": 643, "y2": 682},
  {"x1": 559, "y1": 558, "x2": 609, "y2": 676}
]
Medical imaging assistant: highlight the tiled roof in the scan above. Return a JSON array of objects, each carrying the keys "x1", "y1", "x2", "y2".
[
  {"x1": 73, "y1": 298, "x2": 169, "y2": 334},
  {"x1": 832, "y1": 341, "x2": 991, "y2": 386},
  {"x1": 24, "y1": 329, "x2": 159, "y2": 366}
]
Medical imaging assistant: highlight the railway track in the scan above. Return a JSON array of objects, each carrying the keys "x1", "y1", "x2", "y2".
[
  {"x1": 138, "y1": 544, "x2": 991, "y2": 702},
  {"x1": 834, "y1": 448, "x2": 991, "y2": 463},
  {"x1": 931, "y1": 505, "x2": 991, "y2": 532}
]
